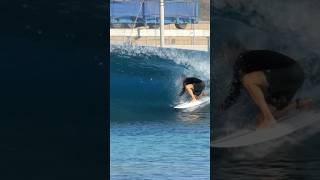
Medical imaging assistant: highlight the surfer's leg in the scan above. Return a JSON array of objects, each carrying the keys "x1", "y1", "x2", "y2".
[
  {"x1": 265, "y1": 62, "x2": 305, "y2": 110},
  {"x1": 201, "y1": 92, "x2": 208, "y2": 96},
  {"x1": 242, "y1": 71, "x2": 276, "y2": 128},
  {"x1": 273, "y1": 98, "x2": 313, "y2": 119},
  {"x1": 266, "y1": 63, "x2": 307, "y2": 118}
]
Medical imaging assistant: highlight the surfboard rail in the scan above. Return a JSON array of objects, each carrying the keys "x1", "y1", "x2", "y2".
[
  {"x1": 174, "y1": 96, "x2": 210, "y2": 109},
  {"x1": 212, "y1": 111, "x2": 320, "y2": 148}
]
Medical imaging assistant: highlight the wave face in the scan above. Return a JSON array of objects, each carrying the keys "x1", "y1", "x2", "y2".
[
  {"x1": 110, "y1": 46, "x2": 210, "y2": 179},
  {"x1": 212, "y1": 1, "x2": 320, "y2": 179},
  {"x1": 111, "y1": 45, "x2": 210, "y2": 121}
]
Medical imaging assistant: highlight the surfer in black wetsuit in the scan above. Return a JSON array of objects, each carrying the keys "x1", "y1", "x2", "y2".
[
  {"x1": 179, "y1": 77, "x2": 206, "y2": 102},
  {"x1": 221, "y1": 42, "x2": 312, "y2": 128}
]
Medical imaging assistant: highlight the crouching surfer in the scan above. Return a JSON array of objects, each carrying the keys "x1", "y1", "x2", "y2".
[
  {"x1": 179, "y1": 76, "x2": 207, "y2": 102},
  {"x1": 220, "y1": 41, "x2": 313, "y2": 128}
]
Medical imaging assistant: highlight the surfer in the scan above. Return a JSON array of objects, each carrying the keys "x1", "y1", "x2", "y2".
[
  {"x1": 179, "y1": 77, "x2": 206, "y2": 102},
  {"x1": 221, "y1": 41, "x2": 312, "y2": 128}
]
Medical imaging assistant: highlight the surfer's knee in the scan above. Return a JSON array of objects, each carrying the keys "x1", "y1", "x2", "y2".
[
  {"x1": 185, "y1": 84, "x2": 193, "y2": 89},
  {"x1": 242, "y1": 71, "x2": 267, "y2": 88},
  {"x1": 242, "y1": 73, "x2": 255, "y2": 88}
]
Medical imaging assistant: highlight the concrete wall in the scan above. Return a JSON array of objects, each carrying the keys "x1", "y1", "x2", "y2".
[{"x1": 110, "y1": 22, "x2": 210, "y2": 51}]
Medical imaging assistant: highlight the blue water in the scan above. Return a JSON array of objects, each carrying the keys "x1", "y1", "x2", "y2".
[
  {"x1": 212, "y1": 1, "x2": 320, "y2": 179},
  {"x1": 110, "y1": 46, "x2": 210, "y2": 179}
]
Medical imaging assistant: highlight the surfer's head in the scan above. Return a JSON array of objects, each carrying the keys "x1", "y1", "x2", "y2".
[{"x1": 222, "y1": 39, "x2": 246, "y2": 65}]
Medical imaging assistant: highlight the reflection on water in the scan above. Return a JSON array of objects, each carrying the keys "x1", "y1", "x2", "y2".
[
  {"x1": 175, "y1": 104, "x2": 210, "y2": 122},
  {"x1": 111, "y1": 110, "x2": 210, "y2": 180}
]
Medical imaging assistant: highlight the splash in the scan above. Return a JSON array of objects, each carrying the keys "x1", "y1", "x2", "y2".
[{"x1": 111, "y1": 45, "x2": 210, "y2": 79}]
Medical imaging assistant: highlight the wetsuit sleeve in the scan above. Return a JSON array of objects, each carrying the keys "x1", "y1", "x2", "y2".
[{"x1": 220, "y1": 63, "x2": 242, "y2": 111}]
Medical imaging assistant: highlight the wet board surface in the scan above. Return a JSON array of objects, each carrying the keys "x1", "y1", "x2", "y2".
[
  {"x1": 174, "y1": 96, "x2": 210, "y2": 109},
  {"x1": 212, "y1": 111, "x2": 320, "y2": 148}
]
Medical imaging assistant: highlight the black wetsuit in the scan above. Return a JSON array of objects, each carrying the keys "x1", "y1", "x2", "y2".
[
  {"x1": 221, "y1": 50, "x2": 304, "y2": 110},
  {"x1": 180, "y1": 77, "x2": 205, "y2": 96}
]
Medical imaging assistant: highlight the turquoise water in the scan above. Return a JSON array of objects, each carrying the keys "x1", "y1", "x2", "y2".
[
  {"x1": 111, "y1": 116, "x2": 209, "y2": 180},
  {"x1": 110, "y1": 46, "x2": 210, "y2": 179}
]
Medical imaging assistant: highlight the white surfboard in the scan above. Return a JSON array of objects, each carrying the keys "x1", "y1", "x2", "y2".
[
  {"x1": 174, "y1": 96, "x2": 210, "y2": 109},
  {"x1": 212, "y1": 111, "x2": 320, "y2": 148}
]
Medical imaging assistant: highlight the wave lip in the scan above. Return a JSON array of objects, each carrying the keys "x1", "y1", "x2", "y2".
[{"x1": 110, "y1": 45, "x2": 210, "y2": 121}]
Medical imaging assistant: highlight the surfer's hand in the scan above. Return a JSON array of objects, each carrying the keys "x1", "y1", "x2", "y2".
[
  {"x1": 257, "y1": 117, "x2": 277, "y2": 128},
  {"x1": 191, "y1": 98, "x2": 197, "y2": 102}
]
